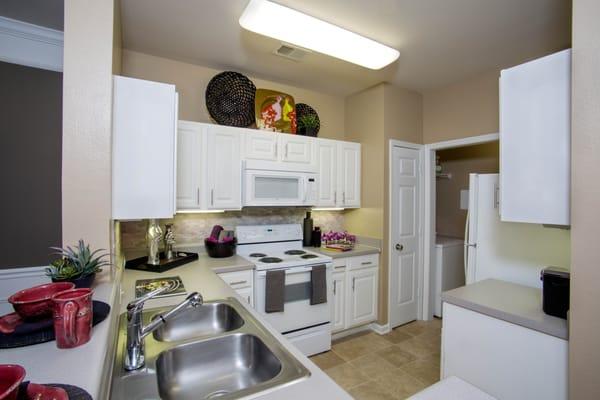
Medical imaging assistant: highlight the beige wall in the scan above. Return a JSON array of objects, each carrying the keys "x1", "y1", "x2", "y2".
[
  {"x1": 344, "y1": 84, "x2": 385, "y2": 239},
  {"x1": 121, "y1": 50, "x2": 345, "y2": 141},
  {"x1": 423, "y1": 69, "x2": 500, "y2": 144},
  {"x1": 345, "y1": 83, "x2": 423, "y2": 324},
  {"x1": 570, "y1": 0, "x2": 600, "y2": 398},
  {"x1": 436, "y1": 142, "x2": 499, "y2": 238},
  {"x1": 62, "y1": 0, "x2": 116, "y2": 251}
]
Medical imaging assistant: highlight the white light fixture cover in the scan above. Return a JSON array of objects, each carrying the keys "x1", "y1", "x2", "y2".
[{"x1": 239, "y1": 0, "x2": 400, "y2": 70}]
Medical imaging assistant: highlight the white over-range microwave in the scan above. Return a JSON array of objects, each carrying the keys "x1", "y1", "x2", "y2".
[{"x1": 244, "y1": 168, "x2": 318, "y2": 206}]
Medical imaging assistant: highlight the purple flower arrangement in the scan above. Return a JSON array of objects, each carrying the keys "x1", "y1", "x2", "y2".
[{"x1": 321, "y1": 230, "x2": 356, "y2": 246}]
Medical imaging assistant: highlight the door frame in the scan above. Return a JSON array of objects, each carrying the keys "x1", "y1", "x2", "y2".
[
  {"x1": 421, "y1": 133, "x2": 499, "y2": 320},
  {"x1": 388, "y1": 140, "x2": 424, "y2": 327}
]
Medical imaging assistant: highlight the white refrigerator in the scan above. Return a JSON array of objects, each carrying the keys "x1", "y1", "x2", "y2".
[{"x1": 464, "y1": 173, "x2": 570, "y2": 288}]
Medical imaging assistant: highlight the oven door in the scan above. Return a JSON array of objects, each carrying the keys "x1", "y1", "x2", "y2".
[
  {"x1": 244, "y1": 169, "x2": 317, "y2": 206},
  {"x1": 255, "y1": 264, "x2": 332, "y2": 334}
]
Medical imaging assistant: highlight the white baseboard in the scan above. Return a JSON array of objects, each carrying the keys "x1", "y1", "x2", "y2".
[
  {"x1": 370, "y1": 322, "x2": 391, "y2": 335},
  {"x1": 332, "y1": 321, "x2": 391, "y2": 340}
]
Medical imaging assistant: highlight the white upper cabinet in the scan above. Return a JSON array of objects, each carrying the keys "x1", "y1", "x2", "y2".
[
  {"x1": 176, "y1": 121, "x2": 205, "y2": 210},
  {"x1": 316, "y1": 139, "x2": 338, "y2": 207},
  {"x1": 338, "y1": 142, "x2": 361, "y2": 208},
  {"x1": 112, "y1": 76, "x2": 178, "y2": 220},
  {"x1": 243, "y1": 130, "x2": 279, "y2": 161},
  {"x1": 500, "y1": 49, "x2": 571, "y2": 225},
  {"x1": 176, "y1": 122, "x2": 242, "y2": 211},
  {"x1": 206, "y1": 126, "x2": 242, "y2": 210},
  {"x1": 280, "y1": 134, "x2": 315, "y2": 165},
  {"x1": 316, "y1": 139, "x2": 361, "y2": 208}
]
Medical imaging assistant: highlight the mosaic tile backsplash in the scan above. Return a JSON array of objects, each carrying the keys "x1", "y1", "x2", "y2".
[{"x1": 121, "y1": 208, "x2": 345, "y2": 250}]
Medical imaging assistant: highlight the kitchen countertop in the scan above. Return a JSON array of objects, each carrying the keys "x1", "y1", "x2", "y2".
[
  {"x1": 1, "y1": 268, "x2": 122, "y2": 400},
  {"x1": 442, "y1": 279, "x2": 568, "y2": 340},
  {"x1": 307, "y1": 243, "x2": 380, "y2": 259},
  {"x1": 118, "y1": 255, "x2": 351, "y2": 399}
]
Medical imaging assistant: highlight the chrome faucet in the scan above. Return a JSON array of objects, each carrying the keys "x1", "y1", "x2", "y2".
[{"x1": 124, "y1": 286, "x2": 203, "y2": 371}]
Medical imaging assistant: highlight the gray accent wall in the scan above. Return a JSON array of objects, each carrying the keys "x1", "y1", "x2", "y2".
[{"x1": 0, "y1": 61, "x2": 62, "y2": 268}]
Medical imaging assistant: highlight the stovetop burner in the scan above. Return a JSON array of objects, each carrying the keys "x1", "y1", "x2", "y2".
[
  {"x1": 301, "y1": 254, "x2": 319, "y2": 259},
  {"x1": 284, "y1": 250, "x2": 306, "y2": 255},
  {"x1": 249, "y1": 253, "x2": 267, "y2": 258},
  {"x1": 259, "y1": 257, "x2": 283, "y2": 263}
]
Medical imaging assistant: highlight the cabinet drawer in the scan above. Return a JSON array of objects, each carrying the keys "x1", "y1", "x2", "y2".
[
  {"x1": 218, "y1": 269, "x2": 253, "y2": 289},
  {"x1": 332, "y1": 257, "x2": 349, "y2": 272},
  {"x1": 349, "y1": 254, "x2": 379, "y2": 270}
]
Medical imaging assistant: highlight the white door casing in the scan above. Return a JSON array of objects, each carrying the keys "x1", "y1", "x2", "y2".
[{"x1": 390, "y1": 145, "x2": 421, "y2": 327}]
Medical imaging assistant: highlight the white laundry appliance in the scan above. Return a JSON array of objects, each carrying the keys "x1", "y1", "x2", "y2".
[{"x1": 433, "y1": 236, "x2": 465, "y2": 317}]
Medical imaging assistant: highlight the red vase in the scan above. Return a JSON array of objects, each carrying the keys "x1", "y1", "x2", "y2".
[{"x1": 51, "y1": 288, "x2": 93, "y2": 349}]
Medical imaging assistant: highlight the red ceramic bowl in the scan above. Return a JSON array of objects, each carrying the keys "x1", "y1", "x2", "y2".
[
  {"x1": 8, "y1": 282, "x2": 75, "y2": 319},
  {"x1": 0, "y1": 364, "x2": 25, "y2": 400}
]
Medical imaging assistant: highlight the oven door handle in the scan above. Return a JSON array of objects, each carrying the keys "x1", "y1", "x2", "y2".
[{"x1": 256, "y1": 264, "x2": 331, "y2": 277}]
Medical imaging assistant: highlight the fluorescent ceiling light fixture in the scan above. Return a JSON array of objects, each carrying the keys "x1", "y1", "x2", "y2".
[
  {"x1": 312, "y1": 207, "x2": 345, "y2": 211},
  {"x1": 239, "y1": 0, "x2": 400, "y2": 70},
  {"x1": 176, "y1": 210, "x2": 226, "y2": 214}
]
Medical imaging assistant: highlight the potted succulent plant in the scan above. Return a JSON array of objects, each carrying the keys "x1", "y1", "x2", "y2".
[
  {"x1": 46, "y1": 239, "x2": 110, "y2": 288},
  {"x1": 297, "y1": 114, "x2": 319, "y2": 137}
]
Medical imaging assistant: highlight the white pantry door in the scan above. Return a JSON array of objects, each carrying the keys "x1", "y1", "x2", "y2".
[{"x1": 390, "y1": 145, "x2": 421, "y2": 327}]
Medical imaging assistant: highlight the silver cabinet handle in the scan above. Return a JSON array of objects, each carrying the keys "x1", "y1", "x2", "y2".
[
  {"x1": 247, "y1": 295, "x2": 251, "y2": 304},
  {"x1": 352, "y1": 277, "x2": 355, "y2": 291},
  {"x1": 361, "y1": 261, "x2": 373, "y2": 265},
  {"x1": 196, "y1": 188, "x2": 200, "y2": 205},
  {"x1": 343, "y1": 192, "x2": 346, "y2": 204},
  {"x1": 285, "y1": 143, "x2": 289, "y2": 158},
  {"x1": 274, "y1": 142, "x2": 278, "y2": 158},
  {"x1": 229, "y1": 280, "x2": 247, "y2": 286},
  {"x1": 334, "y1": 265, "x2": 346, "y2": 270},
  {"x1": 211, "y1": 188, "x2": 214, "y2": 206},
  {"x1": 333, "y1": 280, "x2": 337, "y2": 295},
  {"x1": 334, "y1": 191, "x2": 337, "y2": 204},
  {"x1": 395, "y1": 244, "x2": 404, "y2": 251}
]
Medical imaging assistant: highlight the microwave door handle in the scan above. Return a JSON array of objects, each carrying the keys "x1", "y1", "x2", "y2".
[{"x1": 303, "y1": 177, "x2": 308, "y2": 203}]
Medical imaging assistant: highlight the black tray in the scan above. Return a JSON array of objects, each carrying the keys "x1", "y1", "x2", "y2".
[
  {"x1": 125, "y1": 251, "x2": 199, "y2": 273},
  {"x1": 18, "y1": 382, "x2": 92, "y2": 400},
  {"x1": 0, "y1": 301, "x2": 110, "y2": 349}
]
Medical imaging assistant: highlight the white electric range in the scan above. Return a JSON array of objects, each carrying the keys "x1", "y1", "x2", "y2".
[{"x1": 236, "y1": 224, "x2": 333, "y2": 356}]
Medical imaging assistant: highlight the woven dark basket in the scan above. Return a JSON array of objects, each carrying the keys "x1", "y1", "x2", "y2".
[
  {"x1": 296, "y1": 103, "x2": 320, "y2": 135},
  {"x1": 206, "y1": 71, "x2": 256, "y2": 127}
]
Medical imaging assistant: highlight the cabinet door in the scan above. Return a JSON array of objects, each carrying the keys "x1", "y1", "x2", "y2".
[
  {"x1": 243, "y1": 130, "x2": 279, "y2": 161},
  {"x1": 206, "y1": 126, "x2": 242, "y2": 209},
  {"x1": 176, "y1": 121, "x2": 204, "y2": 210},
  {"x1": 112, "y1": 76, "x2": 177, "y2": 219},
  {"x1": 236, "y1": 287, "x2": 254, "y2": 307},
  {"x1": 347, "y1": 267, "x2": 378, "y2": 327},
  {"x1": 316, "y1": 139, "x2": 337, "y2": 207},
  {"x1": 338, "y1": 142, "x2": 361, "y2": 208},
  {"x1": 500, "y1": 49, "x2": 570, "y2": 225},
  {"x1": 280, "y1": 134, "x2": 315, "y2": 165},
  {"x1": 332, "y1": 271, "x2": 346, "y2": 333}
]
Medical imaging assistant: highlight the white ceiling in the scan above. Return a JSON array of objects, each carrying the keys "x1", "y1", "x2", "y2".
[{"x1": 120, "y1": 0, "x2": 571, "y2": 95}]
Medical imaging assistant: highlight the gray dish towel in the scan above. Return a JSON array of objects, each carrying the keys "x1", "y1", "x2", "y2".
[
  {"x1": 310, "y1": 264, "x2": 327, "y2": 305},
  {"x1": 265, "y1": 269, "x2": 285, "y2": 313}
]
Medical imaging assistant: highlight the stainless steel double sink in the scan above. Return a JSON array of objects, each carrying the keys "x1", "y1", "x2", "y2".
[{"x1": 110, "y1": 298, "x2": 310, "y2": 400}]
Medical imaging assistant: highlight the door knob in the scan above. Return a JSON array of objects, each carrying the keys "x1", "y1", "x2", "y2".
[{"x1": 395, "y1": 244, "x2": 404, "y2": 251}]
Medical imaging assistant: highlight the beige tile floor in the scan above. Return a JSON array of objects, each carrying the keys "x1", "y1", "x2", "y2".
[{"x1": 310, "y1": 319, "x2": 442, "y2": 399}]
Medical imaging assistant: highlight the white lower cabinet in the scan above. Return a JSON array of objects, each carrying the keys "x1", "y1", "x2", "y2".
[
  {"x1": 217, "y1": 269, "x2": 254, "y2": 307},
  {"x1": 331, "y1": 254, "x2": 379, "y2": 333},
  {"x1": 332, "y1": 271, "x2": 346, "y2": 332},
  {"x1": 347, "y1": 266, "x2": 378, "y2": 327},
  {"x1": 442, "y1": 302, "x2": 567, "y2": 400}
]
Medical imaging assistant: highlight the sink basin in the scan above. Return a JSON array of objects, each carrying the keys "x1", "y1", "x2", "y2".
[
  {"x1": 156, "y1": 334, "x2": 282, "y2": 400},
  {"x1": 152, "y1": 302, "x2": 244, "y2": 342}
]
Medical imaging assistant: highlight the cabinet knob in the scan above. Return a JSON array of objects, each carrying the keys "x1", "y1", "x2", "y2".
[{"x1": 395, "y1": 244, "x2": 404, "y2": 251}]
